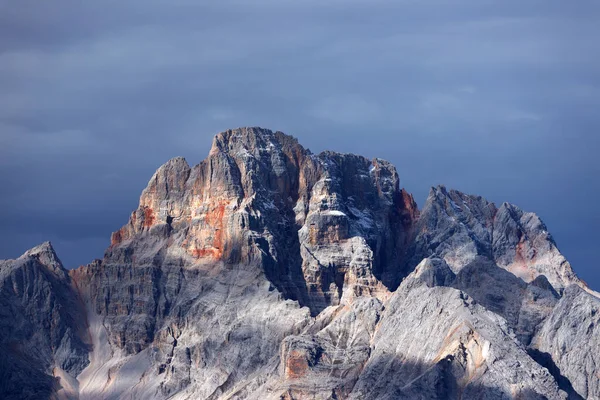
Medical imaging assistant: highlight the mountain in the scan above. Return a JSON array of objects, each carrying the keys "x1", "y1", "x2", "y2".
[{"x1": 0, "y1": 127, "x2": 598, "y2": 400}]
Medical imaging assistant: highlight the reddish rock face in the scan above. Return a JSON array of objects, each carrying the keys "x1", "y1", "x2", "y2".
[
  {"x1": 285, "y1": 350, "x2": 311, "y2": 379},
  {"x1": 187, "y1": 200, "x2": 227, "y2": 260},
  {"x1": 110, "y1": 229, "x2": 123, "y2": 247},
  {"x1": 142, "y1": 207, "x2": 155, "y2": 228}
]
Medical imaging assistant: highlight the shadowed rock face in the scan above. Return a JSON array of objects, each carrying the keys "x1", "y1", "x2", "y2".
[
  {"x1": 532, "y1": 286, "x2": 600, "y2": 399},
  {"x1": 0, "y1": 127, "x2": 598, "y2": 399},
  {"x1": 0, "y1": 242, "x2": 90, "y2": 400}
]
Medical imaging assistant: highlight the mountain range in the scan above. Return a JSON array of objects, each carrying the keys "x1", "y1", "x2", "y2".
[{"x1": 1, "y1": 127, "x2": 598, "y2": 399}]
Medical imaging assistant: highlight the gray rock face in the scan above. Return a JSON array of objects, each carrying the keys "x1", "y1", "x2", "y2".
[
  {"x1": 0, "y1": 127, "x2": 598, "y2": 399},
  {"x1": 0, "y1": 242, "x2": 90, "y2": 400},
  {"x1": 278, "y1": 297, "x2": 384, "y2": 399},
  {"x1": 349, "y1": 266, "x2": 565, "y2": 400},
  {"x1": 410, "y1": 186, "x2": 584, "y2": 294},
  {"x1": 450, "y1": 256, "x2": 560, "y2": 346},
  {"x1": 532, "y1": 286, "x2": 600, "y2": 399}
]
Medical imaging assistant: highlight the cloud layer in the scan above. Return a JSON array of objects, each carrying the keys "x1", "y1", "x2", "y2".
[{"x1": 1, "y1": 0, "x2": 599, "y2": 287}]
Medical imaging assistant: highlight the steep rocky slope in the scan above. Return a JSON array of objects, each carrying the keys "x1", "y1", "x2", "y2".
[
  {"x1": 1, "y1": 127, "x2": 598, "y2": 399},
  {"x1": 0, "y1": 243, "x2": 90, "y2": 400}
]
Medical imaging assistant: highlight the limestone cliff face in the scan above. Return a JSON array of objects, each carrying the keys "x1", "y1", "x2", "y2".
[{"x1": 1, "y1": 127, "x2": 598, "y2": 400}]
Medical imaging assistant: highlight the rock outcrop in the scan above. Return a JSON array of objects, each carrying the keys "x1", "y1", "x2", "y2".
[{"x1": 0, "y1": 127, "x2": 598, "y2": 399}]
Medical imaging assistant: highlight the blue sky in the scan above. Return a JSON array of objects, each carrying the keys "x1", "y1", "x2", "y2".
[{"x1": 1, "y1": 0, "x2": 598, "y2": 288}]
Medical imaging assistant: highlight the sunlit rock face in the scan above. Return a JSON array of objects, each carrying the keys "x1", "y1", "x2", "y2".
[
  {"x1": 409, "y1": 185, "x2": 585, "y2": 294},
  {"x1": 0, "y1": 127, "x2": 598, "y2": 400}
]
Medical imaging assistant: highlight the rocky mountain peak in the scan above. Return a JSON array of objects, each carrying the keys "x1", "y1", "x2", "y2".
[
  {"x1": 413, "y1": 184, "x2": 584, "y2": 294},
  {"x1": 210, "y1": 127, "x2": 309, "y2": 159},
  {"x1": 19, "y1": 241, "x2": 67, "y2": 278},
  {"x1": 21, "y1": 240, "x2": 57, "y2": 259},
  {"x1": 107, "y1": 127, "x2": 419, "y2": 316}
]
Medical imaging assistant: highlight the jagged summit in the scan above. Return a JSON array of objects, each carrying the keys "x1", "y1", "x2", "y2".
[
  {"x1": 1, "y1": 127, "x2": 598, "y2": 400},
  {"x1": 21, "y1": 240, "x2": 56, "y2": 256},
  {"x1": 20, "y1": 240, "x2": 63, "y2": 267},
  {"x1": 416, "y1": 183, "x2": 584, "y2": 293},
  {"x1": 0, "y1": 241, "x2": 70, "y2": 280},
  {"x1": 210, "y1": 126, "x2": 309, "y2": 156}
]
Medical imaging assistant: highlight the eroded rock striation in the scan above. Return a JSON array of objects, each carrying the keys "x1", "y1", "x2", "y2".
[{"x1": 0, "y1": 127, "x2": 598, "y2": 400}]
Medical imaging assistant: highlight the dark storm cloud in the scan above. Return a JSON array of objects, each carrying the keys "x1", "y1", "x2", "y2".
[{"x1": 1, "y1": 0, "x2": 599, "y2": 287}]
